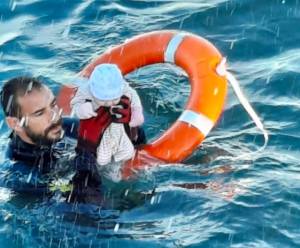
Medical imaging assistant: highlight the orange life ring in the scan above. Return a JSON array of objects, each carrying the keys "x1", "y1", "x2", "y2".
[{"x1": 57, "y1": 31, "x2": 227, "y2": 178}]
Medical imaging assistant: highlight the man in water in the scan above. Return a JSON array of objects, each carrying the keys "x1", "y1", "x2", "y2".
[
  {"x1": 0, "y1": 76, "x2": 137, "y2": 204},
  {"x1": 0, "y1": 76, "x2": 233, "y2": 206}
]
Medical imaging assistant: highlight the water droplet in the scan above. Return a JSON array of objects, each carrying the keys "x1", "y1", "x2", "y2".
[
  {"x1": 70, "y1": 109, "x2": 75, "y2": 117},
  {"x1": 19, "y1": 117, "x2": 25, "y2": 127},
  {"x1": 5, "y1": 95, "x2": 14, "y2": 114},
  {"x1": 58, "y1": 108, "x2": 63, "y2": 117},
  {"x1": 27, "y1": 81, "x2": 33, "y2": 93},
  {"x1": 157, "y1": 194, "x2": 162, "y2": 204},
  {"x1": 26, "y1": 172, "x2": 33, "y2": 183},
  {"x1": 150, "y1": 196, "x2": 155, "y2": 204},
  {"x1": 166, "y1": 218, "x2": 173, "y2": 230},
  {"x1": 51, "y1": 112, "x2": 57, "y2": 122},
  {"x1": 70, "y1": 123, "x2": 75, "y2": 132},
  {"x1": 214, "y1": 88, "x2": 219, "y2": 95},
  {"x1": 230, "y1": 41, "x2": 235, "y2": 50},
  {"x1": 3, "y1": 212, "x2": 13, "y2": 221},
  {"x1": 60, "y1": 130, "x2": 65, "y2": 139},
  {"x1": 124, "y1": 189, "x2": 129, "y2": 196},
  {"x1": 114, "y1": 223, "x2": 119, "y2": 232},
  {"x1": 10, "y1": 0, "x2": 16, "y2": 11},
  {"x1": 62, "y1": 21, "x2": 71, "y2": 38}
]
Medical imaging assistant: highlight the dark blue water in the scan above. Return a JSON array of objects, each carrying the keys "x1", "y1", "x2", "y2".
[{"x1": 1, "y1": 0, "x2": 300, "y2": 247}]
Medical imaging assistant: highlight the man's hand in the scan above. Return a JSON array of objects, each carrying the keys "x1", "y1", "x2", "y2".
[
  {"x1": 111, "y1": 95, "x2": 131, "y2": 124},
  {"x1": 74, "y1": 102, "x2": 97, "y2": 119}
]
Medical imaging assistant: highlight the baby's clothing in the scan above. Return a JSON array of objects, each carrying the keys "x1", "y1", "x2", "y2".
[
  {"x1": 71, "y1": 81, "x2": 144, "y2": 166},
  {"x1": 96, "y1": 123, "x2": 134, "y2": 166}
]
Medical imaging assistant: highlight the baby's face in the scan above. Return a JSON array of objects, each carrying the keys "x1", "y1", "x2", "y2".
[{"x1": 93, "y1": 97, "x2": 120, "y2": 107}]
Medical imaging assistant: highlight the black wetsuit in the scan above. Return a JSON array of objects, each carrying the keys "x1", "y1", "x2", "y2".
[
  {"x1": 1, "y1": 117, "x2": 146, "y2": 204},
  {"x1": 0, "y1": 118, "x2": 80, "y2": 196}
]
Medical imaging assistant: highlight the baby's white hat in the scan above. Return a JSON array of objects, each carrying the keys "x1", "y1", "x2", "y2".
[{"x1": 89, "y1": 63, "x2": 125, "y2": 100}]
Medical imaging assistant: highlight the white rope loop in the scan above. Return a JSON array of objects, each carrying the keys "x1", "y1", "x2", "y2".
[{"x1": 216, "y1": 58, "x2": 269, "y2": 156}]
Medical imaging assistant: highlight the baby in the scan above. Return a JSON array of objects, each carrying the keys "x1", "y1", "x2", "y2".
[{"x1": 71, "y1": 63, "x2": 144, "y2": 166}]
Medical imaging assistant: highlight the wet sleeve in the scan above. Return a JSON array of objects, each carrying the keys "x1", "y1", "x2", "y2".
[
  {"x1": 70, "y1": 85, "x2": 92, "y2": 112},
  {"x1": 0, "y1": 161, "x2": 50, "y2": 195},
  {"x1": 125, "y1": 86, "x2": 144, "y2": 127}
]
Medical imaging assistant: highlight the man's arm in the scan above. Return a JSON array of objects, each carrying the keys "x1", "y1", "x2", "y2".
[{"x1": 0, "y1": 160, "x2": 51, "y2": 195}]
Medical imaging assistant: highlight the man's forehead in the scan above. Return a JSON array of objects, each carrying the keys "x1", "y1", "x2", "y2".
[{"x1": 18, "y1": 86, "x2": 54, "y2": 114}]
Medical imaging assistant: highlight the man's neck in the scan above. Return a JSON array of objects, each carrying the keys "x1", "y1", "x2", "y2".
[{"x1": 16, "y1": 132, "x2": 36, "y2": 146}]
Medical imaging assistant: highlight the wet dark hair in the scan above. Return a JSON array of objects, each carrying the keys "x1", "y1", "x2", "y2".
[{"x1": 0, "y1": 77, "x2": 43, "y2": 118}]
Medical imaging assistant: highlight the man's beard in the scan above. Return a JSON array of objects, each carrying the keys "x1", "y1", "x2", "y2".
[{"x1": 24, "y1": 118, "x2": 63, "y2": 146}]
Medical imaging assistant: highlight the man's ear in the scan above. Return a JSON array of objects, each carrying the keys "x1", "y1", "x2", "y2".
[{"x1": 6, "y1": 116, "x2": 24, "y2": 132}]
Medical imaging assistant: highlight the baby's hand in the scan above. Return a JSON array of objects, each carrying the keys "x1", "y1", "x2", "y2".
[
  {"x1": 111, "y1": 95, "x2": 131, "y2": 124},
  {"x1": 75, "y1": 102, "x2": 97, "y2": 119}
]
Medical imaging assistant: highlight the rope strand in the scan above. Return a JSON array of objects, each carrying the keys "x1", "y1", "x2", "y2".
[{"x1": 216, "y1": 58, "x2": 268, "y2": 159}]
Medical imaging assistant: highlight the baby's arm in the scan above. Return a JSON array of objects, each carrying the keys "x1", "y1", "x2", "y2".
[
  {"x1": 70, "y1": 86, "x2": 97, "y2": 119},
  {"x1": 125, "y1": 86, "x2": 144, "y2": 127},
  {"x1": 130, "y1": 106, "x2": 144, "y2": 127}
]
